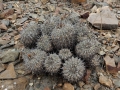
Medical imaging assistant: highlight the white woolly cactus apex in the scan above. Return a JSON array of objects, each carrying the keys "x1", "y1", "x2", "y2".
[
  {"x1": 44, "y1": 53, "x2": 62, "y2": 74},
  {"x1": 51, "y1": 23, "x2": 76, "y2": 50},
  {"x1": 22, "y1": 49, "x2": 47, "y2": 74},
  {"x1": 37, "y1": 35, "x2": 53, "y2": 52},
  {"x1": 20, "y1": 23, "x2": 41, "y2": 48},
  {"x1": 59, "y1": 48, "x2": 72, "y2": 60},
  {"x1": 75, "y1": 39, "x2": 101, "y2": 59},
  {"x1": 62, "y1": 57, "x2": 85, "y2": 82}
]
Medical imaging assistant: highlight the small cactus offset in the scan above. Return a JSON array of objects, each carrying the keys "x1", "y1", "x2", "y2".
[
  {"x1": 44, "y1": 53, "x2": 62, "y2": 74},
  {"x1": 41, "y1": 15, "x2": 61, "y2": 36},
  {"x1": 22, "y1": 49, "x2": 47, "y2": 74},
  {"x1": 75, "y1": 39, "x2": 100, "y2": 59},
  {"x1": 62, "y1": 57, "x2": 85, "y2": 82},
  {"x1": 20, "y1": 24, "x2": 41, "y2": 48},
  {"x1": 37, "y1": 35, "x2": 53, "y2": 52},
  {"x1": 59, "y1": 48, "x2": 72, "y2": 60},
  {"x1": 51, "y1": 23, "x2": 76, "y2": 50}
]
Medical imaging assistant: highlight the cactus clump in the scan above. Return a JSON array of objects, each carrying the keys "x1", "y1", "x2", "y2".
[
  {"x1": 59, "y1": 48, "x2": 72, "y2": 60},
  {"x1": 20, "y1": 24, "x2": 41, "y2": 48},
  {"x1": 37, "y1": 35, "x2": 53, "y2": 52},
  {"x1": 51, "y1": 23, "x2": 76, "y2": 50},
  {"x1": 62, "y1": 57, "x2": 85, "y2": 82},
  {"x1": 22, "y1": 49, "x2": 47, "y2": 74},
  {"x1": 75, "y1": 39, "x2": 100, "y2": 59},
  {"x1": 44, "y1": 54, "x2": 62, "y2": 74}
]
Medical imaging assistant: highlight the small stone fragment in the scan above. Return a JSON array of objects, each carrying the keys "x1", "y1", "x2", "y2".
[
  {"x1": 99, "y1": 75, "x2": 113, "y2": 88},
  {"x1": 99, "y1": 51, "x2": 105, "y2": 55},
  {"x1": 63, "y1": 83, "x2": 74, "y2": 90},
  {"x1": 113, "y1": 79, "x2": 120, "y2": 88},
  {"x1": 1, "y1": 19, "x2": 10, "y2": 26},
  {"x1": 94, "y1": 83, "x2": 100, "y2": 90},
  {"x1": 81, "y1": 11, "x2": 89, "y2": 19},
  {"x1": 29, "y1": 13, "x2": 38, "y2": 19}
]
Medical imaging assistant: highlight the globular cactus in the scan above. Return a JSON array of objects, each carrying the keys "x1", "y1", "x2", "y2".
[
  {"x1": 66, "y1": 13, "x2": 80, "y2": 25},
  {"x1": 41, "y1": 15, "x2": 61, "y2": 36},
  {"x1": 20, "y1": 24, "x2": 41, "y2": 48},
  {"x1": 75, "y1": 39, "x2": 101, "y2": 59},
  {"x1": 37, "y1": 35, "x2": 53, "y2": 52},
  {"x1": 59, "y1": 48, "x2": 72, "y2": 60},
  {"x1": 51, "y1": 23, "x2": 76, "y2": 50},
  {"x1": 22, "y1": 49, "x2": 47, "y2": 74},
  {"x1": 74, "y1": 24, "x2": 97, "y2": 42},
  {"x1": 62, "y1": 57, "x2": 85, "y2": 82},
  {"x1": 44, "y1": 54, "x2": 62, "y2": 74}
]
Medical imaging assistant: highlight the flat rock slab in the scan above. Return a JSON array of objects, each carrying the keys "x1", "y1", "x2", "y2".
[
  {"x1": 0, "y1": 77, "x2": 28, "y2": 90},
  {"x1": 0, "y1": 50, "x2": 19, "y2": 63},
  {"x1": 0, "y1": 63, "x2": 16, "y2": 79},
  {"x1": 88, "y1": 6, "x2": 118, "y2": 30}
]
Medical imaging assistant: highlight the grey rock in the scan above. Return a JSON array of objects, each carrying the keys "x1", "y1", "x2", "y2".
[
  {"x1": 29, "y1": 13, "x2": 38, "y2": 19},
  {"x1": 113, "y1": 79, "x2": 120, "y2": 88},
  {"x1": 117, "y1": 11, "x2": 120, "y2": 14},
  {"x1": 16, "y1": 17, "x2": 28, "y2": 24},
  {"x1": 88, "y1": 6, "x2": 118, "y2": 30},
  {"x1": 0, "y1": 50, "x2": 19, "y2": 63},
  {"x1": 1, "y1": 19, "x2": 10, "y2": 26},
  {"x1": 7, "y1": 28, "x2": 13, "y2": 33}
]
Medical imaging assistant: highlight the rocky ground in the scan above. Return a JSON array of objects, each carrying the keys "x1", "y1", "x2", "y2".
[{"x1": 0, "y1": 0, "x2": 120, "y2": 90}]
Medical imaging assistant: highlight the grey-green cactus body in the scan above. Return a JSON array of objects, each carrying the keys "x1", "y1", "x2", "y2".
[
  {"x1": 51, "y1": 24, "x2": 76, "y2": 50},
  {"x1": 62, "y1": 57, "x2": 85, "y2": 82},
  {"x1": 20, "y1": 24, "x2": 41, "y2": 48},
  {"x1": 75, "y1": 39, "x2": 100, "y2": 59},
  {"x1": 44, "y1": 54, "x2": 62, "y2": 74},
  {"x1": 59, "y1": 48, "x2": 72, "y2": 60},
  {"x1": 22, "y1": 49, "x2": 47, "y2": 74},
  {"x1": 37, "y1": 35, "x2": 53, "y2": 52}
]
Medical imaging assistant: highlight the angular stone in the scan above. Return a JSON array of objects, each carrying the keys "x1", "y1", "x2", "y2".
[
  {"x1": 63, "y1": 83, "x2": 74, "y2": 90},
  {"x1": 113, "y1": 79, "x2": 120, "y2": 88},
  {"x1": 0, "y1": 50, "x2": 19, "y2": 63},
  {"x1": 0, "y1": 77, "x2": 28, "y2": 90},
  {"x1": 0, "y1": 63, "x2": 16, "y2": 79},
  {"x1": 99, "y1": 75, "x2": 113, "y2": 88},
  {"x1": 104, "y1": 55, "x2": 118, "y2": 75},
  {"x1": 88, "y1": 6, "x2": 118, "y2": 30}
]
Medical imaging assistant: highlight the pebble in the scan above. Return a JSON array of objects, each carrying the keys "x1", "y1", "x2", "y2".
[
  {"x1": 29, "y1": 83, "x2": 34, "y2": 86},
  {"x1": 83, "y1": 85, "x2": 92, "y2": 89},
  {"x1": 1, "y1": 19, "x2": 10, "y2": 26},
  {"x1": 29, "y1": 13, "x2": 38, "y2": 19},
  {"x1": 63, "y1": 83, "x2": 74, "y2": 90},
  {"x1": 113, "y1": 79, "x2": 120, "y2": 88},
  {"x1": 99, "y1": 75, "x2": 113, "y2": 88}
]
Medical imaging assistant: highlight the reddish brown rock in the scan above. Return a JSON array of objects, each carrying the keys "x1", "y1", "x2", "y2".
[
  {"x1": 81, "y1": 11, "x2": 89, "y2": 19},
  {"x1": 0, "y1": 9, "x2": 14, "y2": 19},
  {"x1": 104, "y1": 55, "x2": 118, "y2": 75}
]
